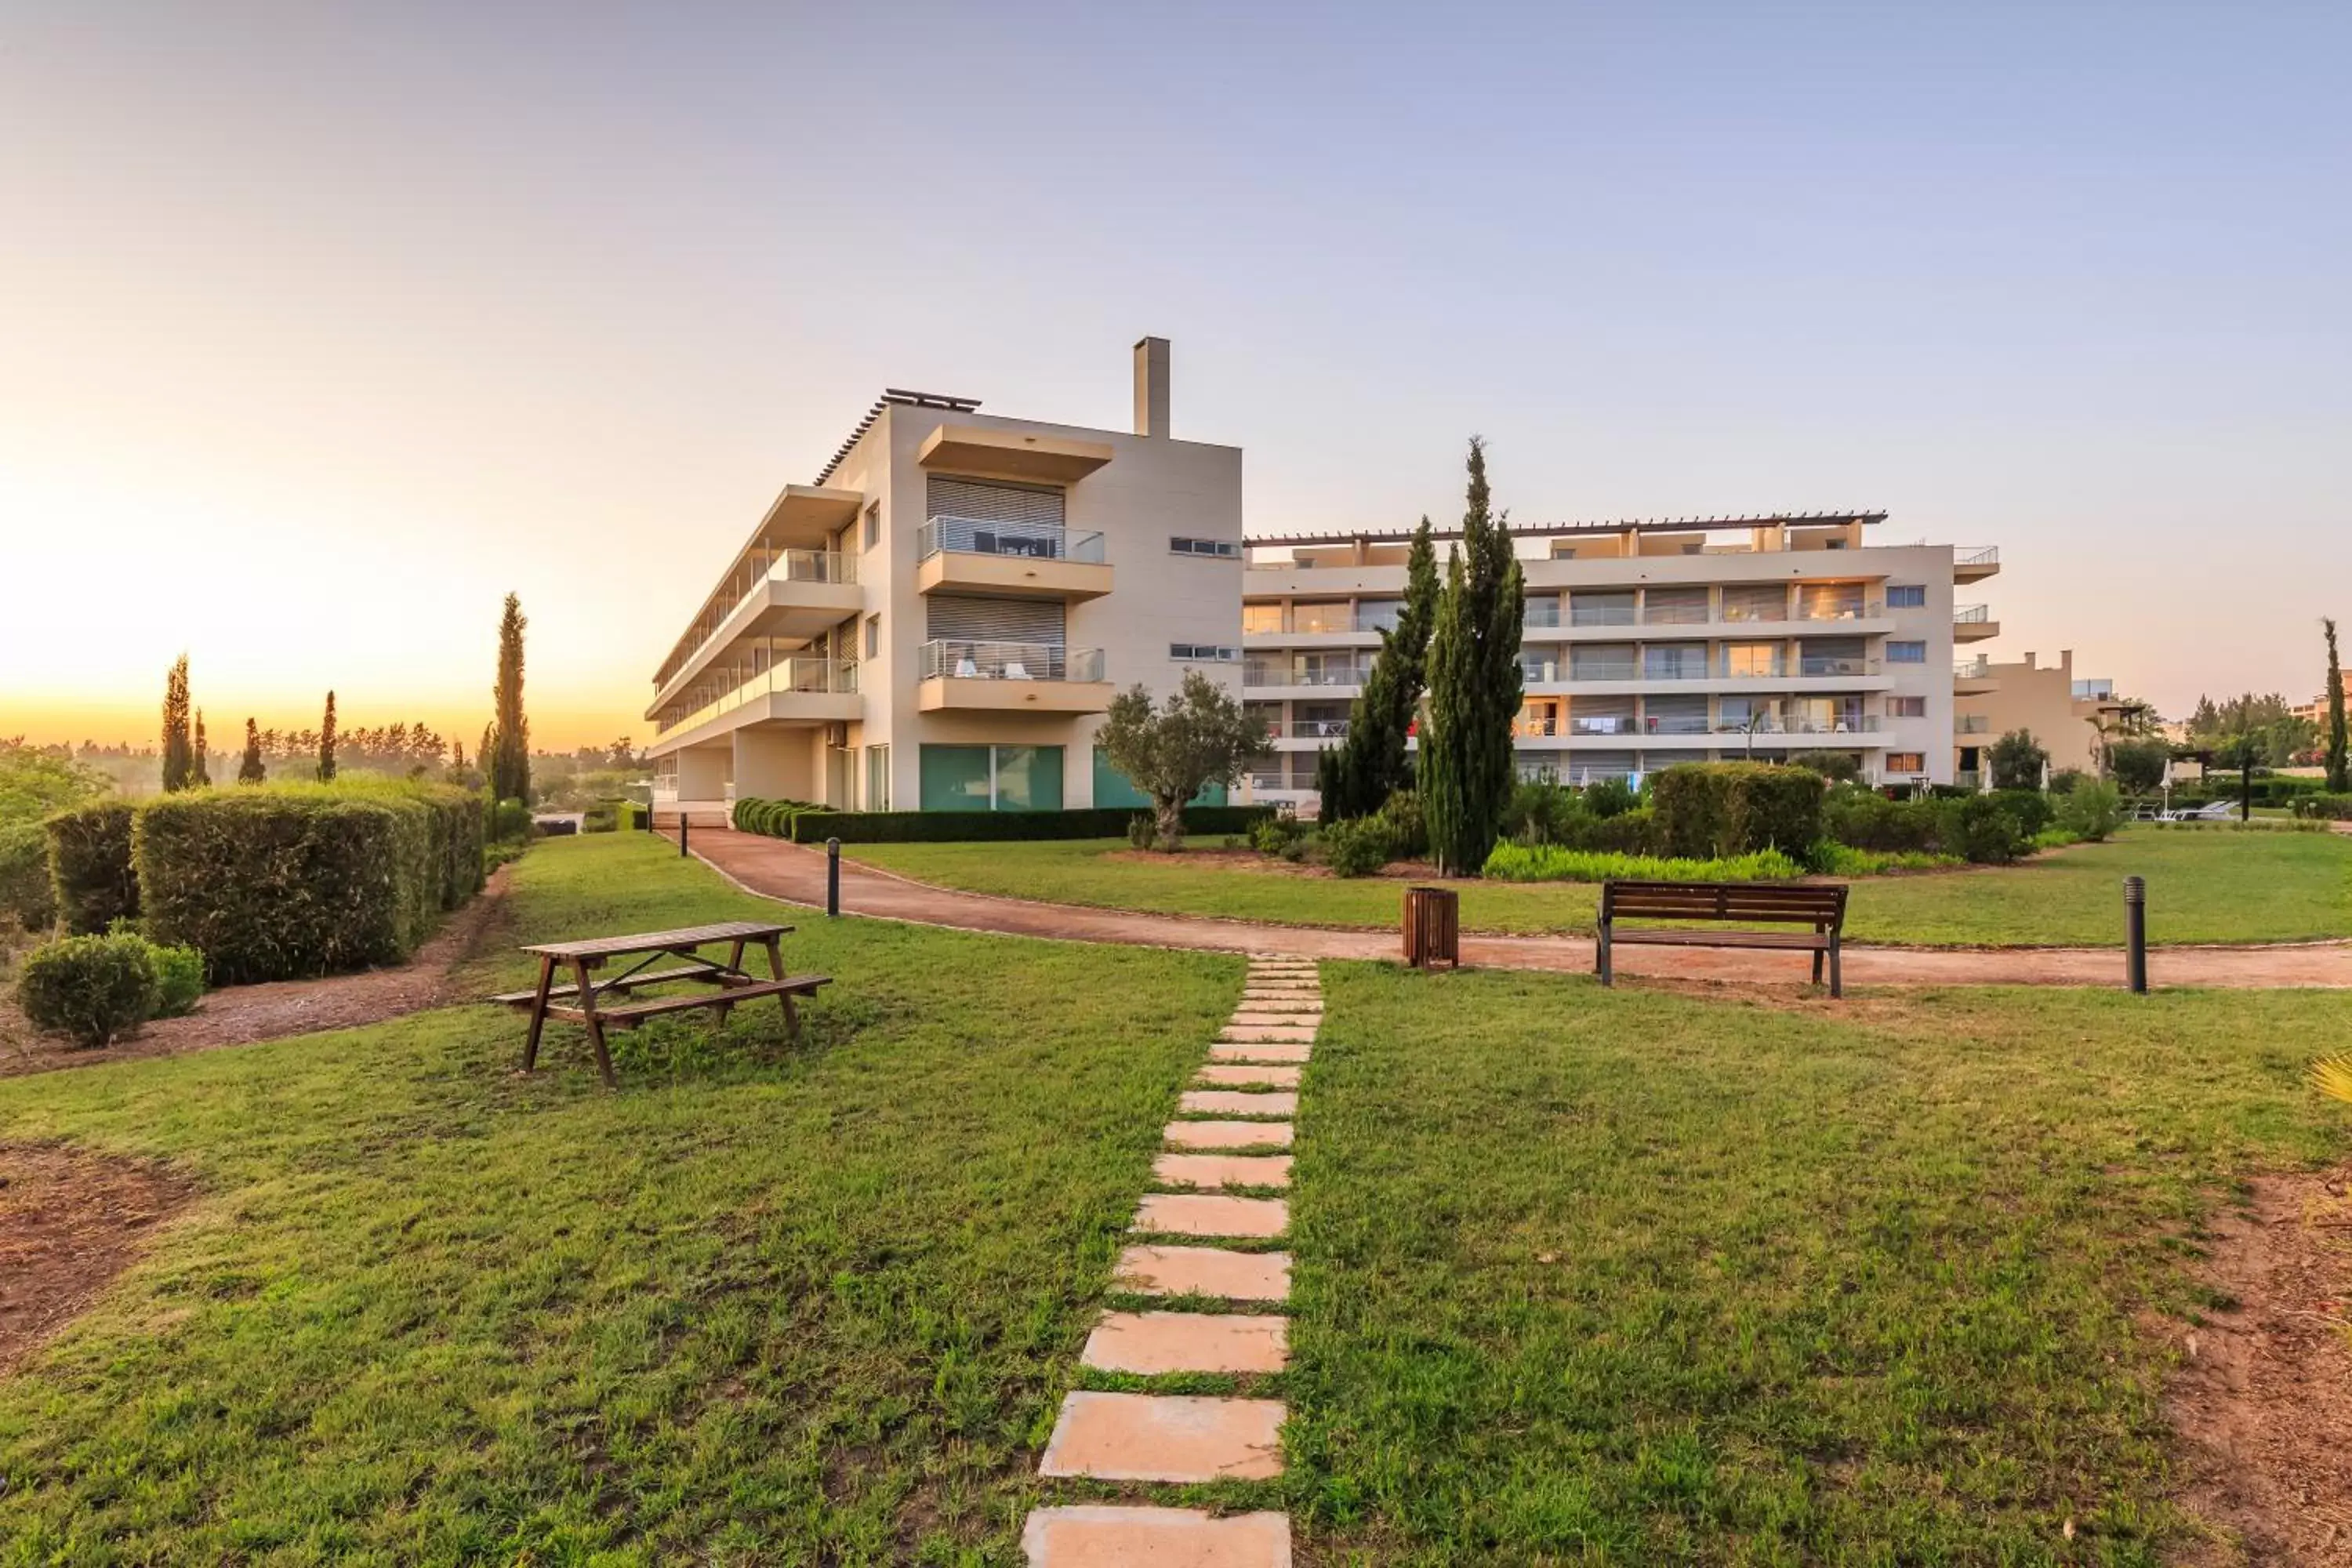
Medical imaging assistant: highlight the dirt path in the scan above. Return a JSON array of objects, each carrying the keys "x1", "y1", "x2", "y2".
[
  {"x1": 0, "y1": 1145, "x2": 195, "y2": 1376},
  {"x1": 0, "y1": 863, "x2": 514, "y2": 1079},
  {"x1": 681, "y1": 829, "x2": 2352, "y2": 989}
]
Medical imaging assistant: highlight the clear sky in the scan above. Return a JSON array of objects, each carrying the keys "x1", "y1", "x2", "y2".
[{"x1": 3, "y1": 2, "x2": 2346, "y2": 749}]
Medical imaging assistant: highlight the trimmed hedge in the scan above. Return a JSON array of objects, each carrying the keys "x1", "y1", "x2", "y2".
[
  {"x1": 45, "y1": 802, "x2": 139, "y2": 935},
  {"x1": 784, "y1": 804, "x2": 1274, "y2": 844},
  {"x1": 733, "y1": 797, "x2": 825, "y2": 838},
  {"x1": 1650, "y1": 764, "x2": 1824, "y2": 859},
  {"x1": 135, "y1": 783, "x2": 485, "y2": 984},
  {"x1": 16, "y1": 931, "x2": 157, "y2": 1047},
  {"x1": 0, "y1": 821, "x2": 53, "y2": 931}
]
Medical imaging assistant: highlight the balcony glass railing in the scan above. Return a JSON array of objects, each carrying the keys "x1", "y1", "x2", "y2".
[
  {"x1": 1798, "y1": 656, "x2": 1882, "y2": 677},
  {"x1": 1570, "y1": 604, "x2": 1639, "y2": 626},
  {"x1": 772, "y1": 548, "x2": 856, "y2": 585},
  {"x1": 1571, "y1": 716, "x2": 1639, "y2": 736},
  {"x1": 1640, "y1": 715, "x2": 1714, "y2": 735},
  {"x1": 920, "y1": 640, "x2": 1105, "y2": 683},
  {"x1": 1270, "y1": 718, "x2": 1352, "y2": 739},
  {"x1": 1243, "y1": 661, "x2": 1372, "y2": 688},
  {"x1": 1640, "y1": 601, "x2": 1712, "y2": 626},
  {"x1": 918, "y1": 515, "x2": 1106, "y2": 564},
  {"x1": 1513, "y1": 717, "x2": 1561, "y2": 738},
  {"x1": 1955, "y1": 715, "x2": 1991, "y2": 735},
  {"x1": 655, "y1": 657, "x2": 858, "y2": 738},
  {"x1": 1714, "y1": 715, "x2": 1882, "y2": 736},
  {"x1": 1796, "y1": 601, "x2": 1883, "y2": 622}
]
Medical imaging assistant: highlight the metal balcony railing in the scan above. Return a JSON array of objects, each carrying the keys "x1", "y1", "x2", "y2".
[
  {"x1": 1797, "y1": 656, "x2": 1882, "y2": 677},
  {"x1": 1270, "y1": 718, "x2": 1351, "y2": 739},
  {"x1": 1955, "y1": 546, "x2": 1999, "y2": 566},
  {"x1": 655, "y1": 657, "x2": 858, "y2": 737},
  {"x1": 919, "y1": 640, "x2": 1105, "y2": 682},
  {"x1": 1512, "y1": 717, "x2": 1561, "y2": 738},
  {"x1": 918, "y1": 516, "x2": 1105, "y2": 564},
  {"x1": 1954, "y1": 604, "x2": 1992, "y2": 623},
  {"x1": 1570, "y1": 604, "x2": 1639, "y2": 627},
  {"x1": 1571, "y1": 717, "x2": 1639, "y2": 736},
  {"x1": 1955, "y1": 715, "x2": 1991, "y2": 735},
  {"x1": 1243, "y1": 662, "x2": 1371, "y2": 688},
  {"x1": 1956, "y1": 656, "x2": 1993, "y2": 680},
  {"x1": 1640, "y1": 602, "x2": 1713, "y2": 626}
]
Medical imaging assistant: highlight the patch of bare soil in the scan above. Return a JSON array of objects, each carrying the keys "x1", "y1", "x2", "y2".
[
  {"x1": 0, "y1": 1144, "x2": 194, "y2": 1377},
  {"x1": 1103, "y1": 847, "x2": 1468, "y2": 883},
  {"x1": 2162, "y1": 1168, "x2": 2352, "y2": 1566},
  {"x1": 0, "y1": 862, "x2": 514, "y2": 1080}
]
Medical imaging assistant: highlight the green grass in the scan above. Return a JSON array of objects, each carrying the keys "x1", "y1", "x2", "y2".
[
  {"x1": 0, "y1": 833, "x2": 1242, "y2": 1566},
  {"x1": 1287, "y1": 967, "x2": 2352, "y2": 1563},
  {"x1": 848, "y1": 827, "x2": 2352, "y2": 947}
]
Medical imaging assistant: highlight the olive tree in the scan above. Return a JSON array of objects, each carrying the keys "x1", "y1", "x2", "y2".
[{"x1": 1095, "y1": 670, "x2": 1265, "y2": 851}]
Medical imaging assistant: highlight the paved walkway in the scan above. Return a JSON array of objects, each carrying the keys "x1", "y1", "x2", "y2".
[
  {"x1": 678, "y1": 829, "x2": 2352, "y2": 989},
  {"x1": 1023, "y1": 953, "x2": 1313, "y2": 1565}
]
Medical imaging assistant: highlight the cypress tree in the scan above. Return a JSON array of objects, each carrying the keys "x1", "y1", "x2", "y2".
[
  {"x1": 2328, "y1": 619, "x2": 2349, "y2": 793},
  {"x1": 160, "y1": 655, "x2": 194, "y2": 793},
  {"x1": 238, "y1": 717, "x2": 267, "y2": 783},
  {"x1": 194, "y1": 710, "x2": 211, "y2": 786},
  {"x1": 1317, "y1": 516, "x2": 1440, "y2": 819},
  {"x1": 491, "y1": 593, "x2": 532, "y2": 804},
  {"x1": 1421, "y1": 437, "x2": 1525, "y2": 875},
  {"x1": 318, "y1": 691, "x2": 338, "y2": 782}
]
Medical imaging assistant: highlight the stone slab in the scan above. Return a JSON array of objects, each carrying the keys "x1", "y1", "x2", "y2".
[
  {"x1": 1220, "y1": 1025, "x2": 1318, "y2": 1044},
  {"x1": 1229, "y1": 1011, "x2": 1320, "y2": 1028},
  {"x1": 1038, "y1": 1391, "x2": 1286, "y2": 1482},
  {"x1": 1210, "y1": 1041, "x2": 1312, "y2": 1064},
  {"x1": 1179, "y1": 1090, "x2": 1298, "y2": 1118},
  {"x1": 1082, "y1": 1310, "x2": 1289, "y2": 1374},
  {"x1": 1022, "y1": 1506, "x2": 1291, "y2": 1567},
  {"x1": 1135, "y1": 1192, "x2": 1290, "y2": 1239},
  {"x1": 1113, "y1": 1244, "x2": 1292, "y2": 1301},
  {"x1": 1237, "y1": 996, "x2": 1321, "y2": 1009},
  {"x1": 1153, "y1": 1151, "x2": 1293, "y2": 1189},
  {"x1": 1195, "y1": 1064, "x2": 1303, "y2": 1089},
  {"x1": 1164, "y1": 1119, "x2": 1292, "y2": 1150}
]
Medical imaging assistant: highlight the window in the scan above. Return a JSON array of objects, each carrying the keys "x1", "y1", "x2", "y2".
[
  {"x1": 864, "y1": 615, "x2": 880, "y2": 659},
  {"x1": 1570, "y1": 643, "x2": 1637, "y2": 681},
  {"x1": 1170, "y1": 536, "x2": 1240, "y2": 558},
  {"x1": 863, "y1": 502, "x2": 880, "y2": 550},
  {"x1": 1642, "y1": 642, "x2": 1709, "y2": 680},
  {"x1": 1170, "y1": 642, "x2": 1239, "y2": 662},
  {"x1": 1242, "y1": 603, "x2": 1283, "y2": 635},
  {"x1": 864, "y1": 746, "x2": 891, "y2": 811},
  {"x1": 1356, "y1": 598, "x2": 1403, "y2": 633},
  {"x1": 1886, "y1": 752, "x2": 1926, "y2": 774},
  {"x1": 1523, "y1": 595, "x2": 1562, "y2": 629},
  {"x1": 1887, "y1": 695, "x2": 1927, "y2": 718},
  {"x1": 918, "y1": 744, "x2": 1065, "y2": 811},
  {"x1": 1721, "y1": 641, "x2": 1785, "y2": 678},
  {"x1": 1722, "y1": 584, "x2": 1788, "y2": 622},
  {"x1": 1094, "y1": 747, "x2": 1225, "y2": 809},
  {"x1": 1292, "y1": 601, "x2": 1351, "y2": 633},
  {"x1": 1887, "y1": 641, "x2": 1928, "y2": 664},
  {"x1": 1887, "y1": 584, "x2": 1926, "y2": 608},
  {"x1": 1570, "y1": 590, "x2": 1636, "y2": 627}
]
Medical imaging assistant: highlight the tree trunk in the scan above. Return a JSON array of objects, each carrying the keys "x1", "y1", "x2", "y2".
[{"x1": 1154, "y1": 796, "x2": 1187, "y2": 853}]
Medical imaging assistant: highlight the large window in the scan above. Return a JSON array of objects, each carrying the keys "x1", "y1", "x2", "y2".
[
  {"x1": 1642, "y1": 642, "x2": 1709, "y2": 680},
  {"x1": 1171, "y1": 536, "x2": 1240, "y2": 558},
  {"x1": 864, "y1": 745, "x2": 891, "y2": 811},
  {"x1": 1797, "y1": 582, "x2": 1867, "y2": 621},
  {"x1": 1570, "y1": 644, "x2": 1637, "y2": 681},
  {"x1": 1356, "y1": 599, "x2": 1403, "y2": 633},
  {"x1": 1886, "y1": 752, "x2": 1927, "y2": 774},
  {"x1": 1570, "y1": 590, "x2": 1636, "y2": 628},
  {"x1": 1094, "y1": 748, "x2": 1225, "y2": 809},
  {"x1": 1886, "y1": 584, "x2": 1927, "y2": 608},
  {"x1": 1293, "y1": 601, "x2": 1351, "y2": 633},
  {"x1": 1887, "y1": 695, "x2": 1927, "y2": 718},
  {"x1": 1642, "y1": 586, "x2": 1710, "y2": 625},
  {"x1": 1170, "y1": 642, "x2": 1240, "y2": 662},
  {"x1": 1242, "y1": 602, "x2": 1283, "y2": 635},
  {"x1": 1721, "y1": 583, "x2": 1788, "y2": 623},
  {"x1": 1721, "y1": 641, "x2": 1785, "y2": 678},
  {"x1": 918, "y1": 745, "x2": 1065, "y2": 811},
  {"x1": 1887, "y1": 641, "x2": 1928, "y2": 664}
]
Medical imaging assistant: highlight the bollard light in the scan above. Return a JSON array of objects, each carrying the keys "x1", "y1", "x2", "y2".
[
  {"x1": 2124, "y1": 875, "x2": 2147, "y2": 993},
  {"x1": 827, "y1": 837, "x2": 842, "y2": 917}
]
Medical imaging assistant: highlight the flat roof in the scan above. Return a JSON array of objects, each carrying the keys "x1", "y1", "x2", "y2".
[{"x1": 1244, "y1": 510, "x2": 1887, "y2": 547}]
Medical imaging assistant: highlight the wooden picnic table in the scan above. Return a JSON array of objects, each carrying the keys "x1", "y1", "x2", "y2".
[{"x1": 493, "y1": 920, "x2": 829, "y2": 1087}]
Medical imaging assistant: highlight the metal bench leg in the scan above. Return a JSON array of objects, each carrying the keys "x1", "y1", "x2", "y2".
[
  {"x1": 1812, "y1": 947, "x2": 1825, "y2": 986},
  {"x1": 521, "y1": 953, "x2": 556, "y2": 1073},
  {"x1": 1596, "y1": 923, "x2": 1613, "y2": 987},
  {"x1": 1829, "y1": 936, "x2": 1843, "y2": 1000},
  {"x1": 572, "y1": 956, "x2": 617, "y2": 1088}
]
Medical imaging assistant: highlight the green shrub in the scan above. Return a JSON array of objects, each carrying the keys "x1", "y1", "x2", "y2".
[
  {"x1": 2055, "y1": 780, "x2": 2124, "y2": 842},
  {"x1": 1249, "y1": 815, "x2": 1301, "y2": 857},
  {"x1": 1127, "y1": 813, "x2": 1157, "y2": 850},
  {"x1": 488, "y1": 797, "x2": 532, "y2": 843},
  {"x1": 1483, "y1": 843, "x2": 1803, "y2": 883},
  {"x1": 149, "y1": 941, "x2": 205, "y2": 1017},
  {"x1": 1788, "y1": 750, "x2": 1861, "y2": 784},
  {"x1": 45, "y1": 801, "x2": 139, "y2": 935},
  {"x1": 1812, "y1": 843, "x2": 1962, "y2": 876},
  {"x1": 1823, "y1": 788, "x2": 1942, "y2": 853},
  {"x1": 136, "y1": 783, "x2": 483, "y2": 984},
  {"x1": 1318, "y1": 818, "x2": 1391, "y2": 878},
  {"x1": 2046, "y1": 768, "x2": 2088, "y2": 796},
  {"x1": 0, "y1": 821, "x2": 54, "y2": 931},
  {"x1": 1987, "y1": 789, "x2": 2054, "y2": 837},
  {"x1": 1581, "y1": 778, "x2": 1640, "y2": 818},
  {"x1": 16, "y1": 932, "x2": 158, "y2": 1046},
  {"x1": 1373, "y1": 789, "x2": 1428, "y2": 859},
  {"x1": 1940, "y1": 793, "x2": 2030, "y2": 864},
  {"x1": 1504, "y1": 781, "x2": 1579, "y2": 845},
  {"x1": 1588, "y1": 806, "x2": 1657, "y2": 855},
  {"x1": 785, "y1": 805, "x2": 1273, "y2": 844},
  {"x1": 2291, "y1": 793, "x2": 2352, "y2": 822},
  {"x1": 1650, "y1": 764, "x2": 1824, "y2": 859}
]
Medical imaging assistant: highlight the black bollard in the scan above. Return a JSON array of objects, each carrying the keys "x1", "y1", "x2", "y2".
[
  {"x1": 827, "y1": 837, "x2": 841, "y2": 916},
  {"x1": 679, "y1": 813, "x2": 690, "y2": 858},
  {"x1": 2124, "y1": 875, "x2": 2147, "y2": 993}
]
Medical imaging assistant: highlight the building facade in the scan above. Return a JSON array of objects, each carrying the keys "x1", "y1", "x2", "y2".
[
  {"x1": 1952, "y1": 649, "x2": 2134, "y2": 785},
  {"x1": 644, "y1": 339, "x2": 1245, "y2": 813},
  {"x1": 1241, "y1": 517, "x2": 2001, "y2": 807}
]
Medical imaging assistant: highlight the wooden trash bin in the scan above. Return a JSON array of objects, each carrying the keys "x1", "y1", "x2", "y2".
[{"x1": 1402, "y1": 886, "x2": 1461, "y2": 969}]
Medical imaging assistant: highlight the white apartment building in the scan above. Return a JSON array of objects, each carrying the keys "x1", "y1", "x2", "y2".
[
  {"x1": 1242, "y1": 516, "x2": 2002, "y2": 806},
  {"x1": 644, "y1": 339, "x2": 1245, "y2": 814}
]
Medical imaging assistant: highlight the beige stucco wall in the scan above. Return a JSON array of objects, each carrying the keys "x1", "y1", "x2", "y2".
[{"x1": 1956, "y1": 650, "x2": 2101, "y2": 776}]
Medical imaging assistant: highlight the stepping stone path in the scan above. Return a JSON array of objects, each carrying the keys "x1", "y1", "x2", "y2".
[{"x1": 1023, "y1": 954, "x2": 1317, "y2": 1566}]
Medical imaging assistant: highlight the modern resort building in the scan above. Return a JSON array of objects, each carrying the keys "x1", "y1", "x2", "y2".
[
  {"x1": 1241, "y1": 516, "x2": 2001, "y2": 806},
  {"x1": 647, "y1": 339, "x2": 2041, "y2": 815},
  {"x1": 644, "y1": 339, "x2": 1243, "y2": 814},
  {"x1": 1952, "y1": 648, "x2": 2140, "y2": 785}
]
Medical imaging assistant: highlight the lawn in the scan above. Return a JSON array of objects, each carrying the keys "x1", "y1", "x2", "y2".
[
  {"x1": 0, "y1": 833, "x2": 1242, "y2": 1566},
  {"x1": 1286, "y1": 967, "x2": 2352, "y2": 1563},
  {"x1": 847, "y1": 826, "x2": 2352, "y2": 947}
]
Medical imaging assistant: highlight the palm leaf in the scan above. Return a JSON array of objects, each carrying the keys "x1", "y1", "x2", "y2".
[{"x1": 2311, "y1": 1055, "x2": 2352, "y2": 1105}]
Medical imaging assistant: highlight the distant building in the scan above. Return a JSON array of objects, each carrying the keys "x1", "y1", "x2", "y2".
[{"x1": 1954, "y1": 650, "x2": 2141, "y2": 784}]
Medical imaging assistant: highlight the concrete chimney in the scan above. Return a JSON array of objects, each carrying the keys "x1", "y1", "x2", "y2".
[{"x1": 1133, "y1": 336, "x2": 1170, "y2": 437}]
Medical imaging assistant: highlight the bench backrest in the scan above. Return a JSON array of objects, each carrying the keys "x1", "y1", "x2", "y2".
[{"x1": 1601, "y1": 879, "x2": 1848, "y2": 929}]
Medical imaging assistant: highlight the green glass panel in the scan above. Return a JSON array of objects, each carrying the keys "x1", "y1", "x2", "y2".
[
  {"x1": 919, "y1": 746, "x2": 992, "y2": 811},
  {"x1": 1091, "y1": 748, "x2": 1225, "y2": 809},
  {"x1": 993, "y1": 746, "x2": 1064, "y2": 811}
]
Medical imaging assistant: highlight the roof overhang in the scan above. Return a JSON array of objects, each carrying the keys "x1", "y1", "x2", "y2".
[{"x1": 917, "y1": 423, "x2": 1113, "y2": 485}]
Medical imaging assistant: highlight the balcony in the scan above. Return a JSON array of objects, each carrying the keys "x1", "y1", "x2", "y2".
[
  {"x1": 1243, "y1": 661, "x2": 1371, "y2": 691},
  {"x1": 1955, "y1": 714, "x2": 1991, "y2": 735},
  {"x1": 916, "y1": 640, "x2": 1112, "y2": 714},
  {"x1": 1796, "y1": 656, "x2": 1882, "y2": 677},
  {"x1": 1266, "y1": 718, "x2": 1352, "y2": 741},
  {"x1": 644, "y1": 550, "x2": 862, "y2": 718},
  {"x1": 916, "y1": 516, "x2": 1111, "y2": 601},
  {"x1": 1953, "y1": 604, "x2": 2001, "y2": 642},
  {"x1": 1955, "y1": 656, "x2": 1998, "y2": 693},
  {"x1": 1954, "y1": 546, "x2": 2001, "y2": 581},
  {"x1": 650, "y1": 656, "x2": 860, "y2": 746}
]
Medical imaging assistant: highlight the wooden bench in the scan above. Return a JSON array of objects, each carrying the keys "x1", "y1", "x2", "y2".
[
  {"x1": 1596, "y1": 880, "x2": 1850, "y2": 996},
  {"x1": 497, "y1": 921, "x2": 830, "y2": 1087}
]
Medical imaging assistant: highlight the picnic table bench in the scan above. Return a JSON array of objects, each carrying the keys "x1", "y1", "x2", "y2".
[
  {"x1": 1596, "y1": 880, "x2": 1850, "y2": 996},
  {"x1": 492, "y1": 920, "x2": 829, "y2": 1087}
]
